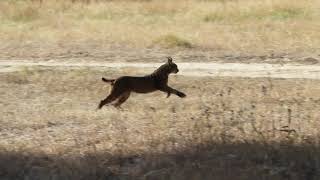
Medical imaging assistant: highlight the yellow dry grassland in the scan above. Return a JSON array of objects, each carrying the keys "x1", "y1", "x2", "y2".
[
  {"x1": 0, "y1": 0, "x2": 320, "y2": 56},
  {"x1": 1, "y1": 68, "x2": 320, "y2": 179}
]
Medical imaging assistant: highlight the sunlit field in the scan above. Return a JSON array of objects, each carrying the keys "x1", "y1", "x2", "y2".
[
  {"x1": 1, "y1": 0, "x2": 320, "y2": 179},
  {"x1": 0, "y1": 0, "x2": 320, "y2": 60}
]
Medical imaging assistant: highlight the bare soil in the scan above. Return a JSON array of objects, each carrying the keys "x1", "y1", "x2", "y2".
[{"x1": 1, "y1": 42, "x2": 319, "y2": 64}]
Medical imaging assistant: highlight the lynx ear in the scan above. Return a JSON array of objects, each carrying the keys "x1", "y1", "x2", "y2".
[{"x1": 167, "y1": 57, "x2": 173, "y2": 64}]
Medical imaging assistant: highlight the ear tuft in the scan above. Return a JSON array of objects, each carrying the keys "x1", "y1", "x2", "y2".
[{"x1": 167, "y1": 56, "x2": 173, "y2": 63}]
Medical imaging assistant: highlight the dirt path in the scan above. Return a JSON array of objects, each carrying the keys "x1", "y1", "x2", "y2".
[{"x1": 0, "y1": 60, "x2": 320, "y2": 79}]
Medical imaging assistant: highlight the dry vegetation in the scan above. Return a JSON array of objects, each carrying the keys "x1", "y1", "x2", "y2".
[
  {"x1": 1, "y1": 0, "x2": 320, "y2": 179},
  {"x1": 1, "y1": 67, "x2": 320, "y2": 179},
  {"x1": 0, "y1": 0, "x2": 320, "y2": 58}
]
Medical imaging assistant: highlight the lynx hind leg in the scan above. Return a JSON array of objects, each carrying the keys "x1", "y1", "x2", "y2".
[
  {"x1": 114, "y1": 91, "x2": 131, "y2": 108},
  {"x1": 98, "y1": 86, "x2": 124, "y2": 109},
  {"x1": 98, "y1": 94, "x2": 118, "y2": 109}
]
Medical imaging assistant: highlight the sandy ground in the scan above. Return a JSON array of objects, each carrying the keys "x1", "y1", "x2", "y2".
[{"x1": 0, "y1": 60, "x2": 320, "y2": 79}]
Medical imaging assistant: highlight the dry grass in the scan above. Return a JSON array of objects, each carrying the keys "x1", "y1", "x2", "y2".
[
  {"x1": 0, "y1": 0, "x2": 320, "y2": 55},
  {"x1": 1, "y1": 67, "x2": 320, "y2": 179}
]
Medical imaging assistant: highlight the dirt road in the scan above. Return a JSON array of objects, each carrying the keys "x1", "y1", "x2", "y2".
[{"x1": 0, "y1": 60, "x2": 320, "y2": 79}]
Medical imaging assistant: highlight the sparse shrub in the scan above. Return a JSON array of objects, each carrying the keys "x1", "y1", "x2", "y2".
[
  {"x1": 153, "y1": 34, "x2": 192, "y2": 48},
  {"x1": 203, "y1": 7, "x2": 308, "y2": 23},
  {"x1": 4, "y1": 67, "x2": 34, "y2": 84},
  {"x1": 269, "y1": 7, "x2": 305, "y2": 20},
  {"x1": 10, "y1": 5, "x2": 40, "y2": 22},
  {"x1": 91, "y1": 10, "x2": 115, "y2": 20},
  {"x1": 204, "y1": 13, "x2": 225, "y2": 22}
]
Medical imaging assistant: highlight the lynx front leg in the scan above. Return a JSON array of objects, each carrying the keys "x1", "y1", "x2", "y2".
[
  {"x1": 173, "y1": 89, "x2": 186, "y2": 98},
  {"x1": 160, "y1": 86, "x2": 186, "y2": 98}
]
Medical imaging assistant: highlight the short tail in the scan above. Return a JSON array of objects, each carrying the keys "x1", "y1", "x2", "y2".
[{"x1": 102, "y1": 77, "x2": 115, "y2": 85}]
